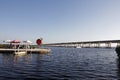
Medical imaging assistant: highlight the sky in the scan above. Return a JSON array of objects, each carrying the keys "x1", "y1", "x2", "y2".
[{"x1": 0, "y1": 0, "x2": 120, "y2": 44}]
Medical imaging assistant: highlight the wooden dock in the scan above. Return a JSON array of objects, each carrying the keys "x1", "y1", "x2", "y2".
[{"x1": 0, "y1": 48, "x2": 51, "y2": 53}]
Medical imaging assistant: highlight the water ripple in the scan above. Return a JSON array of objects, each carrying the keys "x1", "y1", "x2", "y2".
[{"x1": 0, "y1": 48, "x2": 119, "y2": 79}]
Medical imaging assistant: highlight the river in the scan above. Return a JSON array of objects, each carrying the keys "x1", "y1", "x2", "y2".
[{"x1": 0, "y1": 47, "x2": 119, "y2": 80}]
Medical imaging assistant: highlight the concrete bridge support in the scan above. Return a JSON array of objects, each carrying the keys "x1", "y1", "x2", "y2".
[
  {"x1": 117, "y1": 43, "x2": 120, "y2": 46},
  {"x1": 105, "y1": 42, "x2": 111, "y2": 48},
  {"x1": 93, "y1": 43, "x2": 100, "y2": 48}
]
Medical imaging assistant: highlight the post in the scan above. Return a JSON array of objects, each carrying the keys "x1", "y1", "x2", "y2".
[{"x1": 105, "y1": 42, "x2": 111, "y2": 48}]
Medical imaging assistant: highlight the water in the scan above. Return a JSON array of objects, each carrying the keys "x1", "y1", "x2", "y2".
[{"x1": 0, "y1": 47, "x2": 119, "y2": 80}]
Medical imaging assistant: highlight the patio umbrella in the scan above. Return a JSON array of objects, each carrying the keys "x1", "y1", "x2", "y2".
[
  {"x1": 23, "y1": 40, "x2": 32, "y2": 44},
  {"x1": 3, "y1": 40, "x2": 12, "y2": 43},
  {"x1": 23, "y1": 40, "x2": 32, "y2": 49},
  {"x1": 10, "y1": 40, "x2": 21, "y2": 49},
  {"x1": 3, "y1": 40, "x2": 12, "y2": 48},
  {"x1": 11, "y1": 40, "x2": 21, "y2": 43}
]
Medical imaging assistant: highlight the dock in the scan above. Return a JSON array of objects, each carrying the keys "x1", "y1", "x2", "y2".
[{"x1": 0, "y1": 48, "x2": 51, "y2": 53}]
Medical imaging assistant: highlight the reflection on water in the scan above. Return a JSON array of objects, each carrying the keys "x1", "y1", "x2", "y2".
[
  {"x1": 117, "y1": 57, "x2": 120, "y2": 79},
  {"x1": 0, "y1": 53, "x2": 44, "y2": 80},
  {"x1": 2, "y1": 54, "x2": 30, "y2": 64},
  {"x1": 0, "y1": 47, "x2": 120, "y2": 80},
  {"x1": 1, "y1": 53, "x2": 43, "y2": 66}
]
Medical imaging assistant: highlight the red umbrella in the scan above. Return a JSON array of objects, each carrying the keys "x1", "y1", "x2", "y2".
[
  {"x1": 10, "y1": 40, "x2": 21, "y2": 49},
  {"x1": 11, "y1": 40, "x2": 21, "y2": 43}
]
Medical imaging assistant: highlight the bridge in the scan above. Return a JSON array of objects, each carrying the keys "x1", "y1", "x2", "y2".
[{"x1": 44, "y1": 40, "x2": 120, "y2": 48}]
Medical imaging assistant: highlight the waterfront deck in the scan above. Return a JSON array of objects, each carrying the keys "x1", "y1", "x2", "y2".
[{"x1": 0, "y1": 48, "x2": 51, "y2": 53}]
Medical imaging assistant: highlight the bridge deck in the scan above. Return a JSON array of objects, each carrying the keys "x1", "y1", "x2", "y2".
[{"x1": 44, "y1": 40, "x2": 120, "y2": 48}]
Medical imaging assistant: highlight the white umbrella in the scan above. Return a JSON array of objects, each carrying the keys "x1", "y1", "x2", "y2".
[
  {"x1": 23, "y1": 40, "x2": 32, "y2": 44},
  {"x1": 23, "y1": 40, "x2": 32, "y2": 49},
  {"x1": 3, "y1": 40, "x2": 12, "y2": 43}
]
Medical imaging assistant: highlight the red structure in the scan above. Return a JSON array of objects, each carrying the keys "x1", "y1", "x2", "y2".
[{"x1": 36, "y1": 39, "x2": 42, "y2": 45}]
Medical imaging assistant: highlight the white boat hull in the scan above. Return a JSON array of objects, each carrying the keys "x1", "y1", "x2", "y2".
[
  {"x1": 76, "y1": 46, "x2": 81, "y2": 48},
  {"x1": 15, "y1": 51, "x2": 27, "y2": 55}
]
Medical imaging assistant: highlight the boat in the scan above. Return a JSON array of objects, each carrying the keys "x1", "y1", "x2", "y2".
[
  {"x1": 14, "y1": 51, "x2": 27, "y2": 55},
  {"x1": 76, "y1": 46, "x2": 81, "y2": 48}
]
